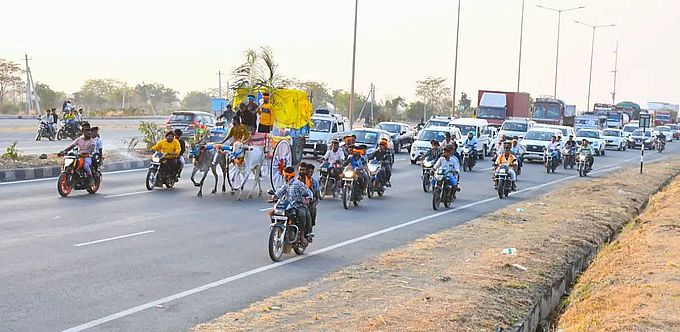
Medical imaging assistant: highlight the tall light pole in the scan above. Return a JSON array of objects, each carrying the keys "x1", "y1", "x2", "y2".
[
  {"x1": 517, "y1": 0, "x2": 525, "y2": 92},
  {"x1": 451, "y1": 0, "x2": 461, "y2": 118},
  {"x1": 537, "y1": 5, "x2": 584, "y2": 98},
  {"x1": 575, "y1": 20, "x2": 616, "y2": 114},
  {"x1": 611, "y1": 41, "x2": 619, "y2": 105},
  {"x1": 349, "y1": 0, "x2": 359, "y2": 128}
]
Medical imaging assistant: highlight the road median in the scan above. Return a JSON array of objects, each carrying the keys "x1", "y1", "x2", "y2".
[{"x1": 192, "y1": 158, "x2": 680, "y2": 332}]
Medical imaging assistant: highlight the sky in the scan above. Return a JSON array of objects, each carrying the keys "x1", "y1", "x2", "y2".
[{"x1": 4, "y1": 0, "x2": 680, "y2": 111}]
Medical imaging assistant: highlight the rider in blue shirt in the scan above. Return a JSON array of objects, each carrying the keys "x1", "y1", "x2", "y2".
[{"x1": 463, "y1": 131, "x2": 478, "y2": 162}]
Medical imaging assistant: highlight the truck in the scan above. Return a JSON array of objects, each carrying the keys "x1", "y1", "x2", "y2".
[
  {"x1": 616, "y1": 101, "x2": 641, "y2": 120},
  {"x1": 531, "y1": 97, "x2": 575, "y2": 126},
  {"x1": 654, "y1": 109, "x2": 673, "y2": 126},
  {"x1": 476, "y1": 90, "x2": 530, "y2": 127},
  {"x1": 574, "y1": 114, "x2": 606, "y2": 132},
  {"x1": 594, "y1": 103, "x2": 629, "y2": 129}
]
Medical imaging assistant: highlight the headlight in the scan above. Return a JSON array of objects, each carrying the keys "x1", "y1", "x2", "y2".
[
  {"x1": 368, "y1": 164, "x2": 379, "y2": 173},
  {"x1": 463, "y1": 147, "x2": 469, "y2": 153},
  {"x1": 644, "y1": 139, "x2": 651, "y2": 143},
  {"x1": 274, "y1": 208, "x2": 286, "y2": 215},
  {"x1": 579, "y1": 155, "x2": 586, "y2": 161},
  {"x1": 152, "y1": 155, "x2": 161, "y2": 163},
  {"x1": 63, "y1": 159, "x2": 74, "y2": 167},
  {"x1": 434, "y1": 172, "x2": 444, "y2": 181},
  {"x1": 343, "y1": 170, "x2": 355, "y2": 178},
  {"x1": 423, "y1": 160, "x2": 433, "y2": 168},
  {"x1": 498, "y1": 168, "x2": 507, "y2": 174}
]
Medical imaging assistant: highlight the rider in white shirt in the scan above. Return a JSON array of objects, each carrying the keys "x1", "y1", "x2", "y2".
[{"x1": 433, "y1": 146, "x2": 460, "y2": 187}]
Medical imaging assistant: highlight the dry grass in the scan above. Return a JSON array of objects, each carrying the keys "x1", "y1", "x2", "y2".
[
  {"x1": 555, "y1": 176, "x2": 680, "y2": 331},
  {"x1": 192, "y1": 160, "x2": 680, "y2": 332}
]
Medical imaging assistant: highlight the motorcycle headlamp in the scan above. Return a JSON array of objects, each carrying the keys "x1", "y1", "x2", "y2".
[
  {"x1": 579, "y1": 155, "x2": 586, "y2": 161},
  {"x1": 63, "y1": 158, "x2": 74, "y2": 168}
]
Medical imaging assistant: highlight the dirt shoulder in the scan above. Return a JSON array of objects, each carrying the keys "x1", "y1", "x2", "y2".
[
  {"x1": 555, "y1": 175, "x2": 680, "y2": 331},
  {"x1": 192, "y1": 159, "x2": 680, "y2": 332},
  {"x1": 0, "y1": 149, "x2": 152, "y2": 170}
]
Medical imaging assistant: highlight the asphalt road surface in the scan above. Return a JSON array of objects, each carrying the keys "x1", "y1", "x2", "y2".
[
  {"x1": 1, "y1": 142, "x2": 677, "y2": 332},
  {"x1": 0, "y1": 118, "x2": 164, "y2": 155}
]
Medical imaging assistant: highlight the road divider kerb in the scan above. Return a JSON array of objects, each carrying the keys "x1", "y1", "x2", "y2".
[
  {"x1": 0, "y1": 160, "x2": 151, "y2": 183},
  {"x1": 74, "y1": 230, "x2": 155, "y2": 247},
  {"x1": 60, "y1": 162, "x2": 629, "y2": 332}
]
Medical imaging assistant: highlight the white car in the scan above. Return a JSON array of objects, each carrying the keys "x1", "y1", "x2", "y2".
[
  {"x1": 520, "y1": 128, "x2": 563, "y2": 162},
  {"x1": 491, "y1": 118, "x2": 536, "y2": 155},
  {"x1": 654, "y1": 126, "x2": 674, "y2": 142},
  {"x1": 575, "y1": 129, "x2": 607, "y2": 156},
  {"x1": 601, "y1": 128, "x2": 627, "y2": 151},
  {"x1": 536, "y1": 124, "x2": 576, "y2": 143},
  {"x1": 409, "y1": 126, "x2": 461, "y2": 164},
  {"x1": 622, "y1": 123, "x2": 639, "y2": 137},
  {"x1": 451, "y1": 118, "x2": 495, "y2": 158}
]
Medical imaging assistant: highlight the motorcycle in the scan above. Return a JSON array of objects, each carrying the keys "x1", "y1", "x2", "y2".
[
  {"x1": 577, "y1": 151, "x2": 591, "y2": 177},
  {"x1": 421, "y1": 156, "x2": 435, "y2": 193},
  {"x1": 317, "y1": 161, "x2": 340, "y2": 199},
  {"x1": 57, "y1": 151, "x2": 102, "y2": 197},
  {"x1": 431, "y1": 169, "x2": 458, "y2": 210},
  {"x1": 145, "y1": 152, "x2": 179, "y2": 190},
  {"x1": 544, "y1": 148, "x2": 559, "y2": 173},
  {"x1": 57, "y1": 120, "x2": 79, "y2": 141},
  {"x1": 493, "y1": 164, "x2": 513, "y2": 199},
  {"x1": 461, "y1": 147, "x2": 476, "y2": 172},
  {"x1": 657, "y1": 138, "x2": 666, "y2": 153},
  {"x1": 36, "y1": 120, "x2": 55, "y2": 141},
  {"x1": 562, "y1": 146, "x2": 576, "y2": 169},
  {"x1": 341, "y1": 166, "x2": 364, "y2": 209},
  {"x1": 266, "y1": 190, "x2": 310, "y2": 262},
  {"x1": 366, "y1": 159, "x2": 386, "y2": 199}
]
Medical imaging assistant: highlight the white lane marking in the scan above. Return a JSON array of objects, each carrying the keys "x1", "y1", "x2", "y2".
[
  {"x1": 73, "y1": 230, "x2": 155, "y2": 247},
  {"x1": 394, "y1": 158, "x2": 407, "y2": 161},
  {"x1": 481, "y1": 166, "x2": 494, "y2": 171},
  {"x1": 104, "y1": 191, "x2": 151, "y2": 199},
  {"x1": 62, "y1": 167, "x2": 626, "y2": 332},
  {"x1": 258, "y1": 207, "x2": 273, "y2": 212}
]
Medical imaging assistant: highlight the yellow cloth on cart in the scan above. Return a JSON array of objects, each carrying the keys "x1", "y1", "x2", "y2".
[{"x1": 233, "y1": 89, "x2": 312, "y2": 130}]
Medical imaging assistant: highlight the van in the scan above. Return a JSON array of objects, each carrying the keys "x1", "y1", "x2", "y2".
[{"x1": 449, "y1": 118, "x2": 496, "y2": 158}]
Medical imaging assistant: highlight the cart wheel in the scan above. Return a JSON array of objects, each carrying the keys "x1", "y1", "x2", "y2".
[{"x1": 270, "y1": 139, "x2": 292, "y2": 190}]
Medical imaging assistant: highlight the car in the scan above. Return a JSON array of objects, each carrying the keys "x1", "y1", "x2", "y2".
[
  {"x1": 165, "y1": 111, "x2": 216, "y2": 139},
  {"x1": 450, "y1": 118, "x2": 496, "y2": 158},
  {"x1": 622, "y1": 123, "x2": 639, "y2": 138},
  {"x1": 409, "y1": 126, "x2": 461, "y2": 164},
  {"x1": 535, "y1": 124, "x2": 576, "y2": 143},
  {"x1": 491, "y1": 118, "x2": 536, "y2": 155},
  {"x1": 669, "y1": 124, "x2": 680, "y2": 140},
  {"x1": 601, "y1": 128, "x2": 626, "y2": 151},
  {"x1": 519, "y1": 128, "x2": 563, "y2": 162},
  {"x1": 304, "y1": 110, "x2": 351, "y2": 157},
  {"x1": 375, "y1": 122, "x2": 414, "y2": 154},
  {"x1": 344, "y1": 128, "x2": 394, "y2": 161},
  {"x1": 653, "y1": 125, "x2": 674, "y2": 142},
  {"x1": 575, "y1": 129, "x2": 607, "y2": 156},
  {"x1": 627, "y1": 129, "x2": 657, "y2": 150},
  {"x1": 424, "y1": 116, "x2": 452, "y2": 129}
]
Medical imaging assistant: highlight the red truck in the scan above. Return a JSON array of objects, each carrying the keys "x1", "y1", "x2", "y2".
[
  {"x1": 654, "y1": 110, "x2": 673, "y2": 126},
  {"x1": 476, "y1": 90, "x2": 530, "y2": 127}
]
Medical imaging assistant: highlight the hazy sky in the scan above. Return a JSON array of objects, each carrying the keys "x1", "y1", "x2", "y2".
[{"x1": 4, "y1": 0, "x2": 679, "y2": 111}]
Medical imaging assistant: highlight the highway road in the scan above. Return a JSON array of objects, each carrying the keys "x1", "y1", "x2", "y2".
[
  {"x1": 0, "y1": 118, "x2": 164, "y2": 156},
  {"x1": 1, "y1": 143, "x2": 677, "y2": 332}
]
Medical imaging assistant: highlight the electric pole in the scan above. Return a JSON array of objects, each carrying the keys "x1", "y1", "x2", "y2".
[{"x1": 611, "y1": 41, "x2": 619, "y2": 105}]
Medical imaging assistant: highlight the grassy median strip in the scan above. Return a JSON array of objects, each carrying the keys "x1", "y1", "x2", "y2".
[
  {"x1": 554, "y1": 174, "x2": 680, "y2": 331},
  {"x1": 192, "y1": 159, "x2": 680, "y2": 332}
]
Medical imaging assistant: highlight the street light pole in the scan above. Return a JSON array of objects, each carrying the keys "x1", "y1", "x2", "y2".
[
  {"x1": 575, "y1": 20, "x2": 616, "y2": 114},
  {"x1": 452, "y1": 0, "x2": 461, "y2": 118},
  {"x1": 349, "y1": 0, "x2": 359, "y2": 129},
  {"x1": 537, "y1": 5, "x2": 584, "y2": 98},
  {"x1": 517, "y1": 0, "x2": 525, "y2": 92},
  {"x1": 611, "y1": 41, "x2": 619, "y2": 104}
]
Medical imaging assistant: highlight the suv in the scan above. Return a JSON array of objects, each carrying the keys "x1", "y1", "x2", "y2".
[
  {"x1": 165, "y1": 111, "x2": 216, "y2": 139},
  {"x1": 520, "y1": 128, "x2": 562, "y2": 162},
  {"x1": 375, "y1": 122, "x2": 414, "y2": 153},
  {"x1": 409, "y1": 126, "x2": 461, "y2": 164},
  {"x1": 304, "y1": 110, "x2": 350, "y2": 156},
  {"x1": 451, "y1": 118, "x2": 496, "y2": 158},
  {"x1": 536, "y1": 124, "x2": 576, "y2": 143}
]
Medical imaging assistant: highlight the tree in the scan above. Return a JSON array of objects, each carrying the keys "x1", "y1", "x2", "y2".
[
  {"x1": 383, "y1": 96, "x2": 407, "y2": 120},
  {"x1": 0, "y1": 59, "x2": 23, "y2": 104},
  {"x1": 331, "y1": 89, "x2": 367, "y2": 120},
  {"x1": 231, "y1": 46, "x2": 286, "y2": 94},
  {"x1": 134, "y1": 82, "x2": 179, "y2": 113},
  {"x1": 79, "y1": 78, "x2": 126, "y2": 111},
  {"x1": 34, "y1": 82, "x2": 66, "y2": 110},
  {"x1": 182, "y1": 91, "x2": 211, "y2": 111},
  {"x1": 405, "y1": 101, "x2": 426, "y2": 121},
  {"x1": 288, "y1": 80, "x2": 332, "y2": 110},
  {"x1": 415, "y1": 77, "x2": 452, "y2": 116}
]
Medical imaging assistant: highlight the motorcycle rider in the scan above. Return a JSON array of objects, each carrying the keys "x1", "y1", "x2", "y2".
[
  {"x1": 42, "y1": 109, "x2": 55, "y2": 136},
  {"x1": 58, "y1": 127, "x2": 96, "y2": 186},
  {"x1": 547, "y1": 135, "x2": 561, "y2": 163},
  {"x1": 433, "y1": 146, "x2": 460, "y2": 190},
  {"x1": 494, "y1": 134, "x2": 507, "y2": 157},
  {"x1": 75, "y1": 109, "x2": 84, "y2": 123},
  {"x1": 322, "y1": 139, "x2": 345, "y2": 195},
  {"x1": 343, "y1": 135, "x2": 355, "y2": 157},
  {"x1": 174, "y1": 129, "x2": 187, "y2": 179},
  {"x1": 463, "y1": 131, "x2": 478, "y2": 163},
  {"x1": 303, "y1": 163, "x2": 321, "y2": 229},
  {"x1": 271, "y1": 166, "x2": 314, "y2": 244},
  {"x1": 371, "y1": 138, "x2": 393, "y2": 187},
  {"x1": 90, "y1": 126, "x2": 103, "y2": 169},
  {"x1": 343, "y1": 146, "x2": 369, "y2": 194},
  {"x1": 510, "y1": 139, "x2": 523, "y2": 169},
  {"x1": 495, "y1": 142, "x2": 518, "y2": 191},
  {"x1": 441, "y1": 132, "x2": 455, "y2": 149},
  {"x1": 577, "y1": 139, "x2": 595, "y2": 170},
  {"x1": 151, "y1": 131, "x2": 182, "y2": 178},
  {"x1": 424, "y1": 140, "x2": 442, "y2": 162},
  {"x1": 657, "y1": 131, "x2": 667, "y2": 149}
]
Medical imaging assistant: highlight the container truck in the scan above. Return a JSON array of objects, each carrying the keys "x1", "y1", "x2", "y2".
[
  {"x1": 476, "y1": 90, "x2": 530, "y2": 127},
  {"x1": 531, "y1": 98, "x2": 574, "y2": 126}
]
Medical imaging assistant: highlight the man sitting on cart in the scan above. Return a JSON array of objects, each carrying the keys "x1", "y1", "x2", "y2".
[{"x1": 213, "y1": 116, "x2": 252, "y2": 165}]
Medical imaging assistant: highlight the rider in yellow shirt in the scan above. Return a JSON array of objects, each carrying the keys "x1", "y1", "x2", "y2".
[
  {"x1": 494, "y1": 142, "x2": 518, "y2": 190},
  {"x1": 151, "y1": 132, "x2": 181, "y2": 177}
]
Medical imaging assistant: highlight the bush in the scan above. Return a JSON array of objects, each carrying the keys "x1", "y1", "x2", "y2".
[
  {"x1": 138, "y1": 121, "x2": 166, "y2": 150},
  {"x1": 2, "y1": 141, "x2": 20, "y2": 160}
]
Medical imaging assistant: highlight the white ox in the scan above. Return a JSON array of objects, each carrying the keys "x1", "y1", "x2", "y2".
[{"x1": 230, "y1": 141, "x2": 264, "y2": 201}]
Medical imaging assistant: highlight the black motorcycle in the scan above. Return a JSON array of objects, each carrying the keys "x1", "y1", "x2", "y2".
[
  {"x1": 461, "y1": 147, "x2": 476, "y2": 172},
  {"x1": 544, "y1": 148, "x2": 559, "y2": 174},
  {"x1": 341, "y1": 166, "x2": 365, "y2": 209},
  {"x1": 657, "y1": 137, "x2": 666, "y2": 153},
  {"x1": 36, "y1": 120, "x2": 55, "y2": 141},
  {"x1": 57, "y1": 151, "x2": 102, "y2": 197},
  {"x1": 366, "y1": 159, "x2": 386, "y2": 199},
  {"x1": 493, "y1": 164, "x2": 513, "y2": 199},
  {"x1": 57, "y1": 120, "x2": 79, "y2": 140},
  {"x1": 266, "y1": 191, "x2": 310, "y2": 262},
  {"x1": 145, "y1": 152, "x2": 179, "y2": 190},
  {"x1": 432, "y1": 169, "x2": 458, "y2": 210},
  {"x1": 562, "y1": 147, "x2": 576, "y2": 169},
  {"x1": 318, "y1": 161, "x2": 341, "y2": 199},
  {"x1": 421, "y1": 156, "x2": 435, "y2": 193},
  {"x1": 577, "y1": 151, "x2": 592, "y2": 177}
]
